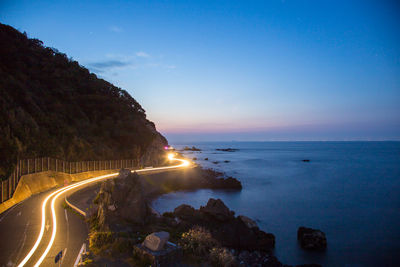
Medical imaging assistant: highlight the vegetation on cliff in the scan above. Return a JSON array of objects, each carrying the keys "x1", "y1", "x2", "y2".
[{"x1": 0, "y1": 23, "x2": 167, "y2": 179}]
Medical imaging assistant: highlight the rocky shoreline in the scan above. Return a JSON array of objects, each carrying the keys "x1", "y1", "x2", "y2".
[{"x1": 82, "y1": 162, "x2": 324, "y2": 266}]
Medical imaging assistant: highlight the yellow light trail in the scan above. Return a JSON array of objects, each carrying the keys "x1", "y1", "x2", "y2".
[{"x1": 17, "y1": 155, "x2": 189, "y2": 267}]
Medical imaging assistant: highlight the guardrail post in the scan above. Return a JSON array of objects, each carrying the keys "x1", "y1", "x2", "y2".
[
  {"x1": 8, "y1": 179, "x2": 10, "y2": 200},
  {"x1": 16, "y1": 161, "x2": 19, "y2": 182}
]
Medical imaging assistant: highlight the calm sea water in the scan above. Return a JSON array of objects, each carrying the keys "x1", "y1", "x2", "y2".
[{"x1": 152, "y1": 142, "x2": 400, "y2": 267}]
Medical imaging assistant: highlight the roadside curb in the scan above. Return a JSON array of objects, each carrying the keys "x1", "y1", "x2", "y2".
[{"x1": 65, "y1": 196, "x2": 87, "y2": 217}]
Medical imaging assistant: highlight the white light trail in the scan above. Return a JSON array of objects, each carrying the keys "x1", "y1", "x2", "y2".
[{"x1": 17, "y1": 155, "x2": 190, "y2": 266}]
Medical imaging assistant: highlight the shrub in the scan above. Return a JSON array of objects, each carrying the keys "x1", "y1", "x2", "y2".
[
  {"x1": 88, "y1": 231, "x2": 115, "y2": 254},
  {"x1": 210, "y1": 247, "x2": 238, "y2": 267},
  {"x1": 179, "y1": 226, "x2": 219, "y2": 257},
  {"x1": 132, "y1": 246, "x2": 153, "y2": 267},
  {"x1": 162, "y1": 211, "x2": 175, "y2": 218}
]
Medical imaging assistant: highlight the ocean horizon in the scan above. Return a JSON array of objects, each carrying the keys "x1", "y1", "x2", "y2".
[{"x1": 153, "y1": 141, "x2": 400, "y2": 267}]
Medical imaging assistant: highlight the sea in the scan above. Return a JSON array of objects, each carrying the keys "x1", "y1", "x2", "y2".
[{"x1": 152, "y1": 142, "x2": 400, "y2": 267}]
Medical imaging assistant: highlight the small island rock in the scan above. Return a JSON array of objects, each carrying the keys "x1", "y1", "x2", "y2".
[{"x1": 297, "y1": 226, "x2": 327, "y2": 250}]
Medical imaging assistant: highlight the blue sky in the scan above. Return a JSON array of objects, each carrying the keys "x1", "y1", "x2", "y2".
[{"x1": 1, "y1": 0, "x2": 399, "y2": 141}]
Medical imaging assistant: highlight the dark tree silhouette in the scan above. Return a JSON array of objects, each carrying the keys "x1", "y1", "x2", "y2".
[{"x1": 0, "y1": 23, "x2": 167, "y2": 179}]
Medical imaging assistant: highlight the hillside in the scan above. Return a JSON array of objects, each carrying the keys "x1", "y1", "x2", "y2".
[{"x1": 0, "y1": 23, "x2": 167, "y2": 180}]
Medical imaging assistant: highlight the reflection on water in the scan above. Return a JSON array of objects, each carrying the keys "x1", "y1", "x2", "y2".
[{"x1": 153, "y1": 142, "x2": 400, "y2": 267}]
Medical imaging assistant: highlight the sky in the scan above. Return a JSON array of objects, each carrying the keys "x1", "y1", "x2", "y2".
[{"x1": 1, "y1": 0, "x2": 399, "y2": 142}]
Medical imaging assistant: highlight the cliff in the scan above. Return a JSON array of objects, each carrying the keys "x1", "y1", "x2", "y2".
[{"x1": 0, "y1": 23, "x2": 167, "y2": 179}]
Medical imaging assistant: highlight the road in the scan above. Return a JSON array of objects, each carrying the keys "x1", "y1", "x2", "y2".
[{"x1": 0, "y1": 154, "x2": 189, "y2": 266}]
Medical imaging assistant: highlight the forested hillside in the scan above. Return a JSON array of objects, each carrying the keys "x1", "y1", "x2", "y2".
[{"x1": 0, "y1": 23, "x2": 167, "y2": 180}]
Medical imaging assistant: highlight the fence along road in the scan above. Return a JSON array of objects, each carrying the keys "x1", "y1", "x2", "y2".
[
  {"x1": 15, "y1": 154, "x2": 189, "y2": 267},
  {"x1": 1, "y1": 157, "x2": 140, "y2": 203}
]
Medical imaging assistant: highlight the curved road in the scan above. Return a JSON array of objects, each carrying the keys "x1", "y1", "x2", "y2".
[{"x1": 0, "y1": 155, "x2": 189, "y2": 267}]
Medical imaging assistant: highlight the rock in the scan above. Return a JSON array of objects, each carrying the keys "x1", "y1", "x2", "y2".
[
  {"x1": 224, "y1": 160, "x2": 231, "y2": 163},
  {"x1": 134, "y1": 241, "x2": 182, "y2": 266},
  {"x1": 301, "y1": 159, "x2": 310, "y2": 162},
  {"x1": 238, "y1": 215, "x2": 258, "y2": 229},
  {"x1": 204, "y1": 158, "x2": 209, "y2": 160},
  {"x1": 183, "y1": 146, "x2": 201, "y2": 151},
  {"x1": 296, "y1": 264, "x2": 323, "y2": 267},
  {"x1": 143, "y1": 231, "x2": 170, "y2": 251},
  {"x1": 200, "y1": 198, "x2": 235, "y2": 221},
  {"x1": 193, "y1": 157, "x2": 197, "y2": 160},
  {"x1": 216, "y1": 148, "x2": 239, "y2": 152},
  {"x1": 297, "y1": 227, "x2": 327, "y2": 250},
  {"x1": 173, "y1": 198, "x2": 275, "y2": 251},
  {"x1": 174, "y1": 204, "x2": 196, "y2": 220},
  {"x1": 140, "y1": 133, "x2": 168, "y2": 166},
  {"x1": 212, "y1": 161, "x2": 219, "y2": 164},
  {"x1": 94, "y1": 171, "x2": 150, "y2": 229}
]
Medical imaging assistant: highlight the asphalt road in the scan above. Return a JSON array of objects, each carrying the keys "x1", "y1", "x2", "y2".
[
  {"x1": 0, "y1": 155, "x2": 189, "y2": 267},
  {"x1": 0, "y1": 188, "x2": 88, "y2": 267}
]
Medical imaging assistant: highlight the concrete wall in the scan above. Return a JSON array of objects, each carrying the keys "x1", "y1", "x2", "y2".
[{"x1": 0, "y1": 169, "x2": 119, "y2": 214}]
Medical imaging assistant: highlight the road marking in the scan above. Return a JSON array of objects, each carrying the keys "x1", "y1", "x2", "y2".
[
  {"x1": 65, "y1": 209, "x2": 69, "y2": 259},
  {"x1": 14, "y1": 221, "x2": 30, "y2": 264},
  {"x1": 0, "y1": 201, "x2": 22, "y2": 222},
  {"x1": 45, "y1": 221, "x2": 50, "y2": 231},
  {"x1": 18, "y1": 155, "x2": 189, "y2": 267},
  {"x1": 73, "y1": 243, "x2": 86, "y2": 267},
  {"x1": 62, "y1": 248, "x2": 67, "y2": 264}
]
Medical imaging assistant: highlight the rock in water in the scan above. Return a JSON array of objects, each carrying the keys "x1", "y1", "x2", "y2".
[
  {"x1": 200, "y1": 198, "x2": 235, "y2": 221},
  {"x1": 297, "y1": 226, "x2": 327, "y2": 250},
  {"x1": 174, "y1": 204, "x2": 196, "y2": 220},
  {"x1": 238, "y1": 215, "x2": 258, "y2": 229},
  {"x1": 143, "y1": 231, "x2": 170, "y2": 251}
]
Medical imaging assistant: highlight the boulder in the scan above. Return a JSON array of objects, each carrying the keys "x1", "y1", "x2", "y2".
[
  {"x1": 134, "y1": 241, "x2": 182, "y2": 266},
  {"x1": 174, "y1": 204, "x2": 196, "y2": 220},
  {"x1": 143, "y1": 231, "x2": 170, "y2": 251},
  {"x1": 297, "y1": 227, "x2": 327, "y2": 250},
  {"x1": 200, "y1": 198, "x2": 235, "y2": 221},
  {"x1": 238, "y1": 215, "x2": 258, "y2": 229}
]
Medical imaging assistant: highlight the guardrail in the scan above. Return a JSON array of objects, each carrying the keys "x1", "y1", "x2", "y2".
[{"x1": 1, "y1": 157, "x2": 138, "y2": 203}]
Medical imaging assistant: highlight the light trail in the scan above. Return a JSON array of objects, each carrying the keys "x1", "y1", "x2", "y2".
[{"x1": 17, "y1": 154, "x2": 189, "y2": 267}]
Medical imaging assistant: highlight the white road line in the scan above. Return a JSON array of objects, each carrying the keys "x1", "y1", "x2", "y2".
[
  {"x1": 17, "y1": 155, "x2": 189, "y2": 267},
  {"x1": 62, "y1": 248, "x2": 67, "y2": 265},
  {"x1": 0, "y1": 202, "x2": 22, "y2": 222},
  {"x1": 64, "y1": 209, "x2": 68, "y2": 223},
  {"x1": 73, "y1": 243, "x2": 86, "y2": 267},
  {"x1": 14, "y1": 221, "x2": 30, "y2": 264},
  {"x1": 65, "y1": 209, "x2": 69, "y2": 261}
]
